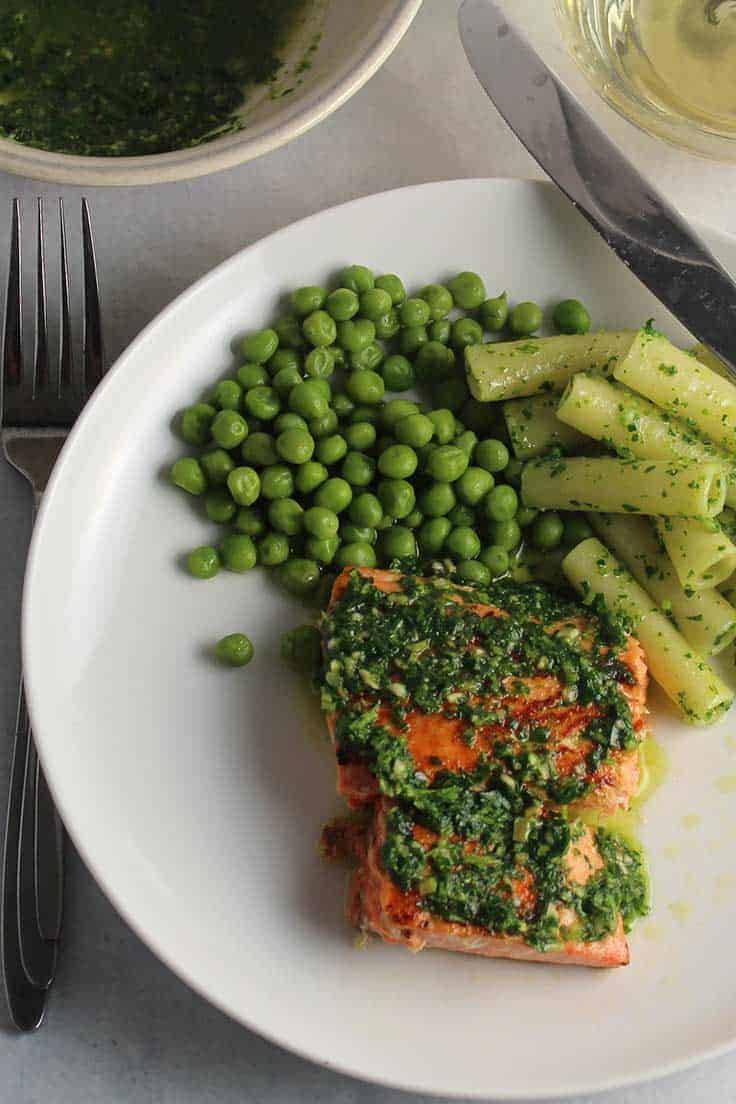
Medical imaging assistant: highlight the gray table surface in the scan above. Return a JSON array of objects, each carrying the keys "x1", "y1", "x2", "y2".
[{"x1": 2, "y1": 1, "x2": 736, "y2": 1101}]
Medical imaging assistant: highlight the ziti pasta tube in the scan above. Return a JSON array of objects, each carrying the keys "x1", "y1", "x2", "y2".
[
  {"x1": 654, "y1": 517, "x2": 736, "y2": 591},
  {"x1": 503, "y1": 393, "x2": 590, "y2": 460}
]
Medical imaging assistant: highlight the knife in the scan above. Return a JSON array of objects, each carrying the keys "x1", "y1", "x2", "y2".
[{"x1": 458, "y1": 0, "x2": 736, "y2": 376}]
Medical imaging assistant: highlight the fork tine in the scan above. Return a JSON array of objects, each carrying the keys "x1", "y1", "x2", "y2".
[
  {"x1": 81, "y1": 198, "x2": 104, "y2": 394},
  {"x1": 57, "y1": 199, "x2": 72, "y2": 395},
  {"x1": 33, "y1": 198, "x2": 49, "y2": 397},
  {"x1": 3, "y1": 199, "x2": 22, "y2": 396}
]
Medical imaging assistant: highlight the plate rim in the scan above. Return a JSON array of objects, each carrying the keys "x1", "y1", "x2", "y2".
[{"x1": 21, "y1": 177, "x2": 736, "y2": 1100}]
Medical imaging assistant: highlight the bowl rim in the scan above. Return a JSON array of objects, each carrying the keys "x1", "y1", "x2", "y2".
[{"x1": 0, "y1": 0, "x2": 423, "y2": 187}]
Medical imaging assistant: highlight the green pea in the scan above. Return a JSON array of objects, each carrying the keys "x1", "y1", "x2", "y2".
[
  {"x1": 398, "y1": 325, "x2": 428, "y2": 358},
  {"x1": 394, "y1": 413, "x2": 432, "y2": 448},
  {"x1": 273, "y1": 315, "x2": 305, "y2": 350},
  {"x1": 336, "y1": 318, "x2": 376, "y2": 354},
  {"x1": 339, "y1": 265, "x2": 374, "y2": 294},
  {"x1": 417, "y1": 516, "x2": 452, "y2": 555},
  {"x1": 213, "y1": 379, "x2": 243, "y2": 411},
  {"x1": 553, "y1": 298, "x2": 591, "y2": 335},
  {"x1": 234, "y1": 506, "x2": 266, "y2": 537},
  {"x1": 429, "y1": 318, "x2": 451, "y2": 345},
  {"x1": 260, "y1": 464, "x2": 294, "y2": 500},
  {"x1": 415, "y1": 341, "x2": 455, "y2": 383},
  {"x1": 315, "y1": 434, "x2": 348, "y2": 466},
  {"x1": 532, "y1": 511, "x2": 565, "y2": 550},
  {"x1": 268, "y1": 497, "x2": 304, "y2": 536},
  {"x1": 258, "y1": 531, "x2": 290, "y2": 566},
  {"x1": 419, "y1": 283, "x2": 454, "y2": 320},
  {"x1": 349, "y1": 343, "x2": 385, "y2": 373},
  {"x1": 487, "y1": 518, "x2": 521, "y2": 550},
  {"x1": 215, "y1": 632, "x2": 254, "y2": 667},
  {"x1": 451, "y1": 317, "x2": 483, "y2": 350},
  {"x1": 274, "y1": 412, "x2": 308, "y2": 434},
  {"x1": 344, "y1": 422, "x2": 376, "y2": 451},
  {"x1": 237, "y1": 363, "x2": 270, "y2": 390},
  {"x1": 517, "y1": 505, "x2": 539, "y2": 529},
  {"x1": 304, "y1": 347, "x2": 334, "y2": 379},
  {"x1": 448, "y1": 271, "x2": 486, "y2": 310},
  {"x1": 289, "y1": 380, "x2": 329, "y2": 420},
  {"x1": 378, "y1": 443, "x2": 417, "y2": 479},
  {"x1": 373, "y1": 311, "x2": 400, "y2": 341},
  {"x1": 302, "y1": 310, "x2": 337, "y2": 349},
  {"x1": 376, "y1": 515, "x2": 394, "y2": 531},
  {"x1": 179, "y1": 402, "x2": 215, "y2": 446},
  {"x1": 454, "y1": 431, "x2": 478, "y2": 458},
  {"x1": 345, "y1": 369, "x2": 385, "y2": 406},
  {"x1": 445, "y1": 526, "x2": 481, "y2": 561},
  {"x1": 350, "y1": 492, "x2": 383, "y2": 528},
  {"x1": 271, "y1": 365, "x2": 304, "y2": 397},
  {"x1": 332, "y1": 393, "x2": 355, "y2": 421},
  {"x1": 291, "y1": 285, "x2": 327, "y2": 316},
  {"x1": 457, "y1": 560, "x2": 491, "y2": 586},
  {"x1": 453, "y1": 465, "x2": 493, "y2": 507},
  {"x1": 418, "y1": 481, "x2": 456, "y2": 517},
  {"x1": 479, "y1": 292, "x2": 509, "y2": 333},
  {"x1": 205, "y1": 487, "x2": 237, "y2": 524},
  {"x1": 271, "y1": 349, "x2": 304, "y2": 377},
  {"x1": 294, "y1": 461, "x2": 328, "y2": 496},
  {"x1": 480, "y1": 545, "x2": 509, "y2": 577},
  {"x1": 563, "y1": 514, "x2": 594, "y2": 545},
  {"x1": 277, "y1": 558, "x2": 321, "y2": 597},
  {"x1": 220, "y1": 532, "x2": 257, "y2": 573},
  {"x1": 305, "y1": 535, "x2": 340, "y2": 565},
  {"x1": 325, "y1": 287, "x2": 360, "y2": 321},
  {"x1": 280, "y1": 624, "x2": 322, "y2": 670},
  {"x1": 380, "y1": 525, "x2": 416, "y2": 561},
  {"x1": 359, "y1": 287, "x2": 392, "y2": 320},
  {"x1": 211, "y1": 409, "x2": 248, "y2": 449},
  {"x1": 340, "y1": 523, "x2": 377, "y2": 545},
  {"x1": 425, "y1": 444, "x2": 469, "y2": 483},
  {"x1": 475, "y1": 438, "x2": 510, "y2": 474},
  {"x1": 244, "y1": 386, "x2": 281, "y2": 422},
  {"x1": 509, "y1": 301, "x2": 543, "y2": 337},
  {"x1": 382, "y1": 399, "x2": 420, "y2": 430},
  {"x1": 201, "y1": 448, "x2": 235, "y2": 485},
  {"x1": 342, "y1": 451, "x2": 376, "y2": 487},
  {"x1": 400, "y1": 298, "x2": 431, "y2": 327},
  {"x1": 430, "y1": 378, "x2": 469, "y2": 412},
  {"x1": 504, "y1": 458, "x2": 524, "y2": 488},
  {"x1": 314, "y1": 477, "x2": 353, "y2": 514},
  {"x1": 374, "y1": 274, "x2": 406, "y2": 306},
  {"x1": 427, "y1": 409, "x2": 456, "y2": 445},
  {"x1": 309, "y1": 378, "x2": 332, "y2": 401},
  {"x1": 274, "y1": 428, "x2": 313, "y2": 465},
  {"x1": 381, "y1": 355, "x2": 415, "y2": 392},
  {"x1": 378, "y1": 478, "x2": 415, "y2": 519},
  {"x1": 242, "y1": 328, "x2": 279, "y2": 364},
  {"x1": 239, "y1": 433, "x2": 276, "y2": 467},
  {"x1": 226, "y1": 466, "x2": 261, "y2": 507},
  {"x1": 187, "y1": 544, "x2": 220, "y2": 578},
  {"x1": 310, "y1": 409, "x2": 339, "y2": 438},
  {"x1": 336, "y1": 542, "x2": 377, "y2": 568},
  {"x1": 484, "y1": 484, "x2": 518, "y2": 522},
  {"x1": 171, "y1": 457, "x2": 207, "y2": 496},
  {"x1": 447, "y1": 504, "x2": 475, "y2": 528},
  {"x1": 351, "y1": 404, "x2": 383, "y2": 426}
]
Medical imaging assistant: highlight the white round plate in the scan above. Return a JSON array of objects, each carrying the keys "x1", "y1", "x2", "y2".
[{"x1": 23, "y1": 180, "x2": 736, "y2": 1099}]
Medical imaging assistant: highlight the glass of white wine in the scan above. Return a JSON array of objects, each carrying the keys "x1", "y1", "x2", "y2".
[{"x1": 554, "y1": 0, "x2": 736, "y2": 160}]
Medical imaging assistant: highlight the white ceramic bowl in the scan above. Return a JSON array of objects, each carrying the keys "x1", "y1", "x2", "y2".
[{"x1": 0, "y1": 0, "x2": 422, "y2": 187}]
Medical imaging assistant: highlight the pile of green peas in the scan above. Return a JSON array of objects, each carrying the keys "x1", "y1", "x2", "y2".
[{"x1": 171, "y1": 264, "x2": 592, "y2": 602}]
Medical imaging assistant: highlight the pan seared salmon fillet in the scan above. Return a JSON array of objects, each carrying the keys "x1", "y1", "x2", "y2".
[
  {"x1": 324, "y1": 568, "x2": 649, "y2": 815},
  {"x1": 322, "y1": 798, "x2": 639, "y2": 967}
]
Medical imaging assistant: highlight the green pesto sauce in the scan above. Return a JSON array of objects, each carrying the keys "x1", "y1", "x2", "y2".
[
  {"x1": 0, "y1": 0, "x2": 308, "y2": 156},
  {"x1": 319, "y1": 571, "x2": 649, "y2": 948}
]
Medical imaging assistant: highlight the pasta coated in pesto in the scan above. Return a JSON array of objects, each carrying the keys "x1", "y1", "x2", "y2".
[
  {"x1": 503, "y1": 393, "x2": 590, "y2": 460},
  {"x1": 466, "y1": 331, "x2": 635, "y2": 402},
  {"x1": 586, "y1": 513, "x2": 736, "y2": 655},
  {"x1": 562, "y1": 538, "x2": 734, "y2": 725},
  {"x1": 654, "y1": 517, "x2": 736, "y2": 591},
  {"x1": 556, "y1": 373, "x2": 736, "y2": 509},
  {"x1": 521, "y1": 457, "x2": 727, "y2": 518}
]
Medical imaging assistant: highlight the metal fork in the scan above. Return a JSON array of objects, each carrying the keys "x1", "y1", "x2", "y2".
[{"x1": 1, "y1": 197, "x2": 105, "y2": 1031}]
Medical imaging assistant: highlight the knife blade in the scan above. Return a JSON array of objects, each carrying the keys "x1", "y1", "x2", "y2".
[{"x1": 458, "y1": 0, "x2": 736, "y2": 376}]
